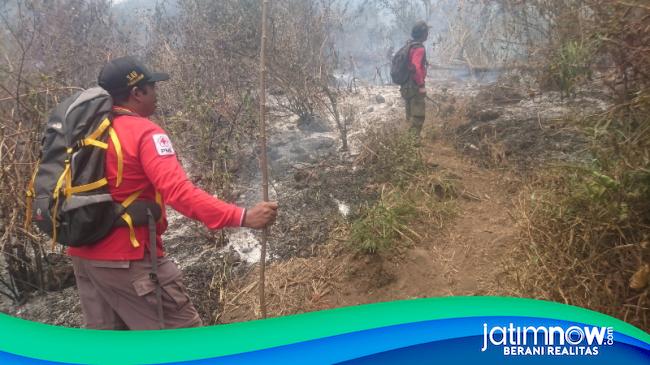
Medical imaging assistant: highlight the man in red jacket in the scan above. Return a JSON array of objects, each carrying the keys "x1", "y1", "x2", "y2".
[
  {"x1": 400, "y1": 21, "x2": 430, "y2": 137},
  {"x1": 69, "y1": 56, "x2": 277, "y2": 330}
]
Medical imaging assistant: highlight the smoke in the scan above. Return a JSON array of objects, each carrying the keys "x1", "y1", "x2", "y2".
[{"x1": 330, "y1": 0, "x2": 536, "y2": 85}]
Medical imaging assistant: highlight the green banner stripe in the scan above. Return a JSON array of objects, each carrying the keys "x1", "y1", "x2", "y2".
[{"x1": 0, "y1": 296, "x2": 647, "y2": 364}]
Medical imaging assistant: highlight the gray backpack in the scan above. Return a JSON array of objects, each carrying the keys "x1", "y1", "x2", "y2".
[{"x1": 25, "y1": 87, "x2": 160, "y2": 247}]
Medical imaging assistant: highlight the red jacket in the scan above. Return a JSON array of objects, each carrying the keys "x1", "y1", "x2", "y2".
[
  {"x1": 68, "y1": 107, "x2": 245, "y2": 260},
  {"x1": 409, "y1": 46, "x2": 427, "y2": 87}
]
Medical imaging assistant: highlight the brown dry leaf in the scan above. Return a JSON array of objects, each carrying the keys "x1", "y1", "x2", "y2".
[{"x1": 629, "y1": 264, "x2": 650, "y2": 290}]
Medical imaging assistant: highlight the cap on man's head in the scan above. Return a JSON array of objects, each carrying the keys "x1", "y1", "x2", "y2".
[
  {"x1": 411, "y1": 21, "x2": 431, "y2": 40},
  {"x1": 98, "y1": 56, "x2": 169, "y2": 97}
]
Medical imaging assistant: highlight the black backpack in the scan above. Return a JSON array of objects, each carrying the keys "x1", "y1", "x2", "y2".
[
  {"x1": 390, "y1": 41, "x2": 423, "y2": 85},
  {"x1": 25, "y1": 87, "x2": 160, "y2": 247}
]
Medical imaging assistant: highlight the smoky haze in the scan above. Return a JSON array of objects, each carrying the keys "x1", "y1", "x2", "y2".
[{"x1": 106, "y1": 0, "x2": 536, "y2": 85}]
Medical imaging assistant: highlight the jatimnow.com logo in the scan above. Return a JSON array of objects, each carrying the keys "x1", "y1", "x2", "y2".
[{"x1": 481, "y1": 323, "x2": 614, "y2": 356}]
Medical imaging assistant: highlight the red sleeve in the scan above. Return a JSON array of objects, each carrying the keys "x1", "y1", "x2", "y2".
[
  {"x1": 138, "y1": 125, "x2": 245, "y2": 229},
  {"x1": 410, "y1": 47, "x2": 426, "y2": 86}
]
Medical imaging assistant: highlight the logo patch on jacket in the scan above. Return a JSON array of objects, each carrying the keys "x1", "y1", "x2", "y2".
[{"x1": 153, "y1": 134, "x2": 175, "y2": 156}]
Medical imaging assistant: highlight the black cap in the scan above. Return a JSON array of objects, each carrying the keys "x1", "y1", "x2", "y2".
[
  {"x1": 98, "y1": 56, "x2": 169, "y2": 96},
  {"x1": 411, "y1": 21, "x2": 431, "y2": 40}
]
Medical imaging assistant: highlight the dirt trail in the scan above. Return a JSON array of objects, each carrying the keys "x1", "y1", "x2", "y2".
[{"x1": 328, "y1": 127, "x2": 519, "y2": 308}]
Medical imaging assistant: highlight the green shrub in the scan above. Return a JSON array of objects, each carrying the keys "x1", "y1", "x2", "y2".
[
  {"x1": 349, "y1": 128, "x2": 459, "y2": 254},
  {"x1": 349, "y1": 191, "x2": 417, "y2": 254}
]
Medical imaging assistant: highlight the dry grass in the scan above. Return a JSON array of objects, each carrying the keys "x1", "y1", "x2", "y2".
[
  {"x1": 455, "y1": 1, "x2": 650, "y2": 330},
  {"x1": 508, "y1": 17, "x2": 650, "y2": 325},
  {"x1": 478, "y1": 131, "x2": 508, "y2": 167},
  {"x1": 216, "y1": 239, "x2": 348, "y2": 323},
  {"x1": 0, "y1": 107, "x2": 56, "y2": 302},
  {"x1": 513, "y1": 179, "x2": 649, "y2": 330},
  {"x1": 350, "y1": 127, "x2": 459, "y2": 254}
]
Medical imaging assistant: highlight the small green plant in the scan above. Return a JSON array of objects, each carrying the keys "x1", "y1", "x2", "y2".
[
  {"x1": 349, "y1": 190, "x2": 417, "y2": 254},
  {"x1": 350, "y1": 128, "x2": 459, "y2": 254}
]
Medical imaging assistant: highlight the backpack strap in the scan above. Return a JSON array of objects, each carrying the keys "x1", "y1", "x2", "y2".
[
  {"x1": 107, "y1": 127, "x2": 124, "y2": 187},
  {"x1": 50, "y1": 148, "x2": 73, "y2": 249},
  {"x1": 147, "y1": 208, "x2": 164, "y2": 328},
  {"x1": 155, "y1": 191, "x2": 163, "y2": 223},
  {"x1": 80, "y1": 117, "x2": 110, "y2": 145},
  {"x1": 110, "y1": 107, "x2": 142, "y2": 186},
  {"x1": 67, "y1": 178, "x2": 108, "y2": 196},
  {"x1": 119, "y1": 190, "x2": 144, "y2": 248}
]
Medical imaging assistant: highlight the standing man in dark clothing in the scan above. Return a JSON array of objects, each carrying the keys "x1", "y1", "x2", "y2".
[{"x1": 400, "y1": 21, "x2": 430, "y2": 137}]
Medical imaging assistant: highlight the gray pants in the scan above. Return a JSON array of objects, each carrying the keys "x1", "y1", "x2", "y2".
[
  {"x1": 400, "y1": 85, "x2": 425, "y2": 137},
  {"x1": 72, "y1": 252, "x2": 202, "y2": 330}
]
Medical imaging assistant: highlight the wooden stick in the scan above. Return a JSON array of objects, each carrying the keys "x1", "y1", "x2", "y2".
[{"x1": 257, "y1": 0, "x2": 270, "y2": 319}]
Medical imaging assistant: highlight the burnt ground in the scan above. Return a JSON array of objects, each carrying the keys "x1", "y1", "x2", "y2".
[
  {"x1": 453, "y1": 78, "x2": 609, "y2": 171},
  {"x1": 217, "y1": 84, "x2": 524, "y2": 322},
  {"x1": 0, "y1": 76, "x2": 611, "y2": 328},
  {"x1": 216, "y1": 77, "x2": 614, "y2": 323}
]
